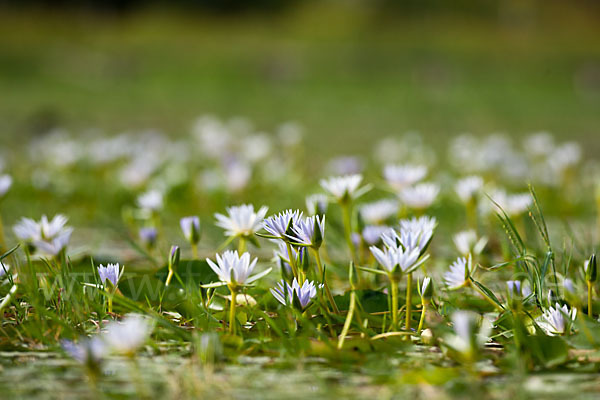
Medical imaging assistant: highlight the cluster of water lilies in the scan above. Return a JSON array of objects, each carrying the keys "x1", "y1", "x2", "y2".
[{"x1": 1, "y1": 125, "x2": 599, "y2": 391}]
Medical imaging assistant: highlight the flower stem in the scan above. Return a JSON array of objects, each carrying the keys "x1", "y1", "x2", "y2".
[
  {"x1": 312, "y1": 248, "x2": 339, "y2": 314},
  {"x1": 588, "y1": 281, "x2": 593, "y2": 318},
  {"x1": 228, "y1": 286, "x2": 237, "y2": 335},
  {"x1": 238, "y1": 237, "x2": 247, "y2": 254},
  {"x1": 165, "y1": 268, "x2": 174, "y2": 287},
  {"x1": 405, "y1": 273, "x2": 413, "y2": 332},
  {"x1": 192, "y1": 243, "x2": 198, "y2": 259},
  {"x1": 338, "y1": 290, "x2": 356, "y2": 349},
  {"x1": 107, "y1": 295, "x2": 113, "y2": 314},
  {"x1": 285, "y1": 242, "x2": 300, "y2": 281},
  {"x1": 390, "y1": 278, "x2": 399, "y2": 331},
  {"x1": 417, "y1": 301, "x2": 427, "y2": 333}
]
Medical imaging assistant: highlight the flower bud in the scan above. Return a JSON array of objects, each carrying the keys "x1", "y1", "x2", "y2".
[
  {"x1": 585, "y1": 254, "x2": 597, "y2": 282},
  {"x1": 419, "y1": 277, "x2": 433, "y2": 301},
  {"x1": 169, "y1": 245, "x2": 180, "y2": 272}
]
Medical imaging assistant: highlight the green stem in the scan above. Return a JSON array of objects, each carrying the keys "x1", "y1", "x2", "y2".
[
  {"x1": 588, "y1": 281, "x2": 593, "y2": 318},
  {"x1": 312, "y1": 248, "x2": 339, "y2": 313},
  {"x1": 192, "y1": 243, "x2": 198, "y2": 259},
  {"x1": 390, "y1": 278, "x2": 399, "y2": 331},
  {"x1": 285, "y1": 242, "x2": 300, "y2": 281},
  {"x1": 405, "y1": 273, "x2": 413, "y2": 332},
  {"x1": 238, "y1": 237, "x2": 247, "y2": 254},
  {"x1": 107, "y1": 295, "x2": 113, "y2": 314},
  {"x1": 165, "y1": 268, "x2": 174, "y2": 287},
  {"x1": 417, "y1": 301, "x2": 427, "y2": 333},
  {"x1": 228, "y1": 286, "x2": 237, "y2": 335},
  {"x1": 338, "y1": 290, "x2": 356, "y2": 349}
]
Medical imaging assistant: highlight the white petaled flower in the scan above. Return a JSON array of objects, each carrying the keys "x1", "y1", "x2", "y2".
[
  {"x1": 455, "y1": 176, "x2": 484, "y2": 203},
  {"x1": 399, "y1": 183, "x2": 439, "y2": 210},
  {"x1": 287, "y1": 215, "x2": 325, "y2": 249},
  {"x1": 370, "y1": 244, "x2": 420, "y2": 275},
  {"x1": 383, "y1": 164, "x2": 427, "y2": 191},
  {"x1": 97, "y1": 263, "x2": 123, "y2": 288},
  {"x1": 444, "y1": 257, "x2": 472, "y2": 289},
  {"x1": 362, "y1": 225, "x2": 393, "y2": 245},
  {"x1": 320, "y1": 174, "x2": 365, "y2": 202},
  {"x1": 215, "y1": 204, "x2": 268, "y2": 238},
  {"x1": 0, "y1": 174, "x2": 12, "y2": 197},
  {"x1": 537, "y1": 303, "x2": 577, "y2": 336},
  {"x1": 271, "y1": 278, "x2": 319, "y2": 310},
  {"x1": 137, "y1": 189, "x2": 163, "y2": 212},
  {"x1": 102, "y1": 314, "x2": 154, "y2": 356},
  {"x1": 13, "y1": 214, "x2": 73, "y2": 256},
  {"x1": 263, "y1": 209, "x2": 303, "y2": 239},
  {"x1": 563, "y1": 278, "x2": 576, "y2": 294},
  {"x1": 359, "y1": 199, "x2": 398, "y2": 225},
  {"x1": 305, "y1": 194, "x2": 328, "y2": 216},
  {"x1": 62, "y1": 337, "x2": 107, "y2": 366},
  {"x1": 180, "y1": 216, "x2": 201, "y2": 244},
  {"x1": 453, "y1": 230, "x2": 487, "y2": 256},
  {"x1": 206, "y1": 250, "x2": 259, "y2": 286},
  {"x1": 490, "y1": 190, "x2": 532, "y2": 217}
]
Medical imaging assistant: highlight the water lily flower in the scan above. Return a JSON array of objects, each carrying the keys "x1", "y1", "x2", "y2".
[
  {"x1": 13, "y1": 214, "x2": 73, "y2": 256},
  {"x1": 490, "y1": 190, "x2": 532, "y2": 217},
  {"x1": 271, "y1": 278, "x2": 320, "y2": 310},
  {"x1": 383, "y1": 164, "x2": 427, "y2": 191},
  {"x1": 453, "y1": 230, "x2": 487, "y2": 256},
  {"x1": 455, "y1": 175, "x2": 484, "y2": 203},
  {"x1": 359, "y1": 199, "x2": 398, "y2": 225},
  {"x1": 97, "y1": 263, "x2": 123, "y2": 288},
  {"x1": 444, "y1": 257, "x2": 472, "y2": 289},
  {"x1": 180, "y1": 216, "x2": 201, "y2": 245},
  {"x1": 305, "y1": 194, "x2": 328, "y2": 216},
  {"x1": 137, "y1": 189, "x2": 163, "y2": 212},
  {"x1": 287, "y1": 215, "x2": 325, "y2": 249},
  {"x1": 0, "y1": 174, "x2": 12, "y2": 198},
  {"x1": 370, "y1": 244, "x2": 420, "y2": 276},
  {"x1": 399, "y1": 183, "x2": 439, "y2": 210},
  {"x1": 320, "y1": 174, "x2": 366, "y2": 203},
  {"x1": 215, "y1": 204, "x2": 268, "y2": 239},
  {"x1": 262, "y1": 209, "x2": 303, "y2": 239},
  {"x1": 536, "y1": 303, "x2": 577, "y2": 336},
  {"x1": 382, "y1": 216, "x2": 436, "y2": 254},
  {"x1": 206, "y1": 250, "x2": 260, "y2": 286},
  {"x1": 102, "y1": 314, "x2": 154, "y2": 356}
]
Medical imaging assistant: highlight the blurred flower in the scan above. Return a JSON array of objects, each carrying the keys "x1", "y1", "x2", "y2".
[
  {"x1": 563, "y1": 278, "x2": 576, "y2": 294},
  {"x1": 224, "y1": 159, "x2": 251, "y2": 193},
  {"x1": 536, "y1": 303, "x2": 577, "y2": 336},
  {"x1": 327, "y1": 156, "x2": 363, "y2": 175},
  {"x1": 445, "y1": 311, "x2": 492, "y2": 357},
  {"x1": 455, "y1": 176, "x2": 483, "y2": 203},
  {"x1": 306, "y1": 194, "x2": 328, "y2": 216},
  {"x1": 383, "y1": 164, "x2": 427, "y2": 191},
  {"x1": 320, "y1": 174, "x2": 365, "y2": 202},
  {"x1": 0, "y1": 174, "x2": 12, "y2": 198},
  {"x1": 97, "y1": 263, "x2": 123, "y2": 288},
  {"x1": 271, "y1": 278, "x2": 319, "y2": 310},
  {"x1": 215, "y1": 204, "x2": 268, "y2": 239},
  {"x1": 206, "y1": 250, "x2": 259, "y2": 286},
  {"x1": 399, "y1": 183, "x2": 439, "y2": 210},
  {"x1": 361, "y1": 225, "x2": 392, "y2": 245},
  {"x1": 489, "y1": 190, "x2": 532, "y2": 217},
  {"x1": 444, "y1": 257, "x2": 472, "y2": 289},
  {"x1": 62, "y1": 337, "x2": 106, "y2": 368},
  {"x1": 262, "y1": 209, "x2": 303, "y2": 239},
  {"x1": 13, "y1": 214, "x2": 73, "y2": 256},
  {"x1": 139, "y1": 227, "x2": 158, "y2": 248},
  {"x1": 103, "y1": 314, "x2": 154, "y2": 356},
  {"x1": 180, "y1": 216, "x2": 201, "y2": 245},
  {"x1": 453, "y1": 230, "x2": 487, "y2": 256},
  {"x1": 137, "y1": 189, "x2": 164, "y2": 212},
  {"x1": 359, "y1": 199, "x2": 398, "y2": 225}
]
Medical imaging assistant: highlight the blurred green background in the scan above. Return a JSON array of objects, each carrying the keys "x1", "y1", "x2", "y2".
[{"x1": 1, "y1": 0, "x2": 599, "y2": 155}]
